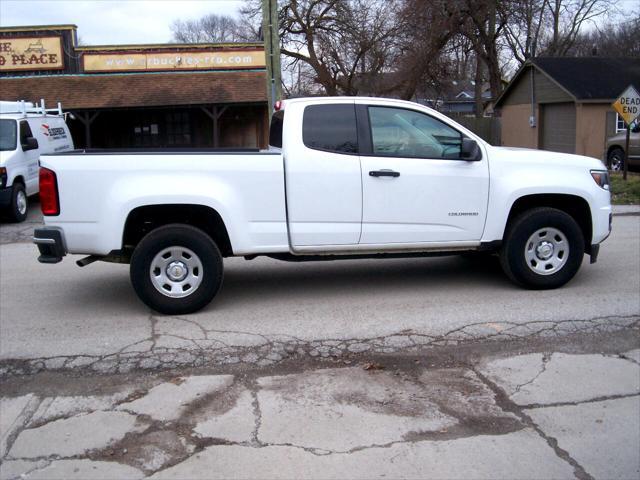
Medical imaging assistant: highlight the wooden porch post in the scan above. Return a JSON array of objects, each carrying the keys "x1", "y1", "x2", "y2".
[
  {"x1": 75, "y1": 111, "x2": 100, "y2": 149},
  {"x1": 200, "y1": 105, "x2": 229, "y2": 147}
]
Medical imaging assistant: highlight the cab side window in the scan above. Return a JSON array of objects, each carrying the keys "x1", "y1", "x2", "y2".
[
  {"x1": 303, "y1": 104, "x2": 358, "y2": 154},
  {"x1": 368, "y1": 106, "x2": 463, "y2": 159}
]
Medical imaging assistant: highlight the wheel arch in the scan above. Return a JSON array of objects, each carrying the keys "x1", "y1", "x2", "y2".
[
  {"x1": 11, "y1": 175, "x2": 25, "y2": 187},
  {"x1": 122, "y1": 204, "x2": 233, "y2": 257},
  {"x1": 607, "y1": 144, "x2": 624, "y2": 157},
  {"x1": 505, "y1": 194, "x2": 593, "y2": 254}
]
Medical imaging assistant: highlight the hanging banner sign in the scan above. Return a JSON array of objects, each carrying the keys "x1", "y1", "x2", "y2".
[
  {"x1": 83, "y1": 50, "x2": 266, "y2": 72},
  {"x1": 0, "y1": 36, "x2": 64, "y2": 71}
]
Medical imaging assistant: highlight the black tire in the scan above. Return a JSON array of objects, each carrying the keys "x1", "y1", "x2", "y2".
[
  {"x1": 500, "y1": 207, "x2": 585, "y2": 289},
  {"x1": 130, "y1": 224, "x2": 223, "y2": 315},
  {"x1": 607, "y1": 148, "x2": 624, "y2": 172},
  {"x1": 8, "y1": 182, "x2": 28, "y2": 223}
]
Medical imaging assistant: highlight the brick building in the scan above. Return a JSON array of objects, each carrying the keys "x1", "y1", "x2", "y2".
[{"x1": 0, "y1": 24, "x2": 269, "y2": 149}]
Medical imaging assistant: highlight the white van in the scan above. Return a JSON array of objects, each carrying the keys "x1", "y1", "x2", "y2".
[{"x1": 0, "y1": 100, "x2": 74, "y2": 222}]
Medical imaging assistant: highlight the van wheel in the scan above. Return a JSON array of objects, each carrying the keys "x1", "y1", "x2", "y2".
[
  {"x1": 500, "y1": 208, "x2": 584, "y2": 289},
  {"x1": 8, "y1": 183, "x2": 28, "y2": 223},
  {"x1": 130, "y1": 224, "x2": 223, "y2": 315}
]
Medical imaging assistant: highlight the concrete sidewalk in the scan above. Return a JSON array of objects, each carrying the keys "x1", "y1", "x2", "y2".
[{"x1": 1, "y1": 338, "x2": 638, "y2": 480}]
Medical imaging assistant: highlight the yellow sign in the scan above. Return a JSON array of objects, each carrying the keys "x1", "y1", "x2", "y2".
[
  {"x1": 613, "y1": 85, "x2": 640, "y2": 126},
  {"x1": 0, "y1": 37, "x2": 63, "y2": 71},
  {"x1": 83, "y1": 50, "x2": 265, "y2": 72}
]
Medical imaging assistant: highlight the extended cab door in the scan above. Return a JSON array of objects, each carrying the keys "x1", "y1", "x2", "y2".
[
  {"x1": 358, "y1": 104, "x2": 489, "y2": 244},
  {"x1": 284, "y1": 101, "x2": 362, "y2": 247}
]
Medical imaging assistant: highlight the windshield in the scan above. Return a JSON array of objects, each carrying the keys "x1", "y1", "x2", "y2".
[{"x1": 0, "y1": 119, "x2": 17, "y2": 152}]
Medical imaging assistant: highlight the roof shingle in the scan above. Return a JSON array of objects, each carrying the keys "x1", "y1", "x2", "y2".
[
  {"x1": 532, "y1": 57, "x2": 640, "y2": 101},
  {"x1": 0, "y1": 70, "x2": 267, "y2": 109}
]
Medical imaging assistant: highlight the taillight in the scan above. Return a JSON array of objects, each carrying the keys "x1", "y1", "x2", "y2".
[{"x1": 39, "y1": 167, "x2": 60, "y2": 216}]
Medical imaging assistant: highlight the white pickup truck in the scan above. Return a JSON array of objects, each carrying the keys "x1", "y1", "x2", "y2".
[{"x1": 34, "y1": 97, "x2": 612, "y2": 314}]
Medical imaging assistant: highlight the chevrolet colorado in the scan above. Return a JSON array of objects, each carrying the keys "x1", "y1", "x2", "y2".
[{"x1": 34, "y1": 97, "x2": 612, "y2": 314}]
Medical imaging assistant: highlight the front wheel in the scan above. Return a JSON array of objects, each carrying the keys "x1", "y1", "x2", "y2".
[
  {"x1": 130, "y1": 224, "x2": 223, "y2": 315},
  {"x1": 607, "y1": 148, "x2": 624, "y2": 171},
  {"x1": 7, "y1": 183, "x2": 28, "y2": 223},
  {"x1": 500, "y1": 208, "x2": 585, "y2": 289}
]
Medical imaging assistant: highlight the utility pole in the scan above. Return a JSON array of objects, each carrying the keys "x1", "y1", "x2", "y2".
[{"x1": 262, "y1": 0, "x2": 282, "y2": 118}]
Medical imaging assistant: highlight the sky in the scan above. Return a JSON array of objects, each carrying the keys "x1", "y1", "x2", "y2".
[
  {"x1": 1, "y1": 0, "x2": 637, "y2": 46},
  {"x1": 0, "y1": 0, "x2": 244, "y2": 45}
]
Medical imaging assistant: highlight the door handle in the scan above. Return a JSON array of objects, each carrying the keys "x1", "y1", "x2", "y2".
[{"x1": 369, "y1": 170, "x2": 400, "y2": 178}]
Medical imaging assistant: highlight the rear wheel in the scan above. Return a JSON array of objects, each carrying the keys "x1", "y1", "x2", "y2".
[
  {"x1": 8, "y1": 182, "x2": 28, "y2": 223},
  {"x1": 130, "y1": 224, "x2": 223, "y2": 315},
  {"x1": 500, "y1": 208, "x2": 584, "y2": 289},
  {"x1": 607, "y1": 148, "x2": 624, "y2": 171}
]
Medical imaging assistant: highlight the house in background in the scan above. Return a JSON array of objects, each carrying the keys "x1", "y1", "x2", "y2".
[
  {"x1": 494, "y1": 57, "x2": 640, "y2": 160},
  {"x1": 416, "y1": 80, "x2": 493, "y2": 117}
]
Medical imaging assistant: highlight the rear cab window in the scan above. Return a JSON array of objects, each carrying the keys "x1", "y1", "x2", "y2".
[
  {"x1": 269, "y1": 110, "x2": 284, "y2": 148},
  {"x1": 302, "y1": 104, "x2": 358, "y2": 154}
]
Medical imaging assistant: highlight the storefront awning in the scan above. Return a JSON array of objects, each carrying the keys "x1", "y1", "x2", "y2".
[{"x1": 0, "y1": 70, "x2": 267, "y2": 109}]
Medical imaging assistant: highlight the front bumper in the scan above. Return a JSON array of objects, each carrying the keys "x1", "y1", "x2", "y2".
[
  {"x1": 33, "y1": 227, "x2": 67, "y2": 263},
  {"x1": 0, "y1": 186, "x2": 12, "y2": 208},
  {"x1": 590, "y1": 211, "x2": 612, "y2": 264}
]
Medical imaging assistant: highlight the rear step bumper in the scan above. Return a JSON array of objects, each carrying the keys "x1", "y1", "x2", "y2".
[{"x1": 33, "y1": 227, "x2": 67, "y2": 263}]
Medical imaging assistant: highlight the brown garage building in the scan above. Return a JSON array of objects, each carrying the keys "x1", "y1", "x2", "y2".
[
  {"x1": 0, "y1": 24, "x2": 269, "y2": 149},
  {"x1": 495, "y1": 57, "x2": 640, "y2": 160}
]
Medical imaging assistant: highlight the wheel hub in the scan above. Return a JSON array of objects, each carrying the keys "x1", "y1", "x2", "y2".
[
  {"x1": 149, "y1": 246, "x2": 203, "y2": 298},
  {"x1": 17, "y1": 190, "x2": 27, "y2": 215},
  {"x1": 524, "y1": 227, "x2": 569, "y2": 276},
  {"x1": 535, "y1": 241, "x2": 554, "y2": 260},
  {"x1": 166, "y1": 261, "x2": 188, "y2": 282}
]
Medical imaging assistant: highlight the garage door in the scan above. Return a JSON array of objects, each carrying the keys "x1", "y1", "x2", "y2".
[{"x1": 541, "y1": 103, "x2": 576, "y2": 154}]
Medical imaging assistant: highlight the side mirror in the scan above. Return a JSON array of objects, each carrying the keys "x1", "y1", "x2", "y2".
[
  {"x1": 461, "y1": 137, "x2": 482, "y2": 161},
  {"x1": 22, "y1": 136, "x2": 39, "y2": 152}
]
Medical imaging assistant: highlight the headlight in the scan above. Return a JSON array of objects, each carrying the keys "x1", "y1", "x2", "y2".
[
  {"x1": 590, "y1": 170, "x2": 610, "y2": 190},
  {"x1": 0, "y1": 167, "x2": 6, "y2": 189}
]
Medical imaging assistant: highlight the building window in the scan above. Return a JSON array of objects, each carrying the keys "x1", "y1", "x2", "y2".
[
  {"x1": 617, "y1": 113, "x2": 639, "y2": 133},
  {"x1": 165, "y1": 112, "x2": 191, "y2": 146}
]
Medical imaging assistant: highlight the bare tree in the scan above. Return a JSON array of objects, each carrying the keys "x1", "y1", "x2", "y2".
[
  {"x1": 544, "y1": 0, "x2": 618, "y2": 55},
  {"x1": 566, "y1": 16, "x2": 640, "y2": 56},
  {"x1": 171, "y1": 13, "x2": 257, "y2": 43},
  {"x1": 501, "y1": 0, "x2": 548, "y2": 63},
  {"x1": 459, "y1": 0, "x2": 507, "y2": 100},
  {"x1": 501, "y1": 0, "x2": 619, "y2": 66},
  {"x1": 241, "y1": 0, "x2": 404, "y2": 96},
  {"x1": 391, "y1": 0, "x2": 466, "y2": 100}
]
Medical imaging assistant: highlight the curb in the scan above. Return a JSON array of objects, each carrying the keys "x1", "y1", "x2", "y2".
[{"x1": 612, "y1": 205, "x2": 640, "y2": 217}]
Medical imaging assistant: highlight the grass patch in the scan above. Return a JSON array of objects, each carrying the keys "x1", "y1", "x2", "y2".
[{"x1": 610, "y1": 172, "x2": 640, "y2": 205}]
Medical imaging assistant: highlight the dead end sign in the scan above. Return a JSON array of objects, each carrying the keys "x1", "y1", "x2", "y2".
[{"x1": 613, "y1": 85, "x2": 640, "y2": 126}]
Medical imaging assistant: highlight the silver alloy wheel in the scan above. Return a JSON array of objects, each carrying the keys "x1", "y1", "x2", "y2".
[
  {"x1": 16, "y1": 189, "x2": 27, "y2": 215},
  {"x1": 150, "y1": 246, "x2": 203, "y2": 298},
  {"x1": 524, "y1": 227, "x2": 569, "y2": 275},
  {"x1": 609, "y1": 153, "x2": 623, "y2": 171}
]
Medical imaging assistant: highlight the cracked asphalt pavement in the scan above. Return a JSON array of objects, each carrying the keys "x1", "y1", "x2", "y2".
[
  {"x1": 1, "y1": 338, "x2": 639, "y2": 479},
  {"x1": 1, "y1": 206, "x2": 639, "y2": 479},
  {"x1": 0, "y1": 213, "x2": 638, "y2": 375}
]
